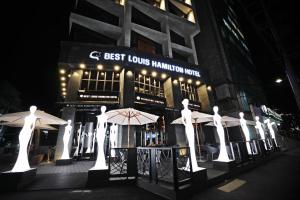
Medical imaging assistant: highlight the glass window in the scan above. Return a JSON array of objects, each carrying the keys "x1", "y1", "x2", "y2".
[
  {"x1": 80, "y1": 70, "x2": 119, "y2": 92},
  {"x1": 180, "y1": 82, "x2": 199, "y2": 102},
  {"x1": 134, "y1": 73, "x2": 164, "y2": 97}
]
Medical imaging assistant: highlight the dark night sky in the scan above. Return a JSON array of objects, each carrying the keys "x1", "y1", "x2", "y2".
[{"x1": 1, "y1": 0, "x2": 299, "y2": 114}]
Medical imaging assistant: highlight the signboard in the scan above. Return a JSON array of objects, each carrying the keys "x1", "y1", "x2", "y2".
[{"x1": 59, "y1": 42, "x2": 202, "y2": 78}]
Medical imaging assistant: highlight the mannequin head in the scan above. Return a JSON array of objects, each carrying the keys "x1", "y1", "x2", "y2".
[
  {"x1": 182, "y1": 99, "x2": 189, "y2": 108},
  {"x1": 239, "y1": 112, "x2": 244, "y2": 118},
  {"x1": 101, "y1": 106, "x2": 106, "y2": 113},
  {"x1": 213, "y1": 106, "x2": 219, "y2": 113},
  {"x1": 67, "y1": 120, "x2": 71, "y2": 125},
  {"x1": 29, "y1": 105, "x2": 37, "y2": 114}
]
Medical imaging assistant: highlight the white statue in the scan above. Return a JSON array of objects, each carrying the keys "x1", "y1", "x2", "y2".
[
  {"x1": 213, "y1": 106, "x2": 231, "y2": 162},
  {"x1": 92, "y1": 106, "x2": 108, "y2": 170},
  {"x1": 85, "y1": 123, "x2": 94, "y2": 154},
  {"x1": 255, "y1": 116, "x2": 267, "y2": 150},
  {"x1": 79, "y1": 128, "x2": 86, "y2": 155},
  {"x1": 110, "y1": 123, "x2": 118, "y2": 157},
  {"x1": 239, "y1": 112, "x2": 252, "y2": 154},
  {"x1": 61, "y1": 120, "x2": 72, "y2": 159},
  {"x1": 91, "y1": 129, "x2": 96, "y2": 153},
  {"x1": 73, "y1": 124, "x2": 82, "y2": 157},
  {"x1": 264, "y1": 119, "x2": 278, "y2": 147},
  {"x1": 11, "y1": 106, "x2": 37, "y2": 172},
  {"x1": 181, "y1": 99, "x2": 203, "y2": 172}
]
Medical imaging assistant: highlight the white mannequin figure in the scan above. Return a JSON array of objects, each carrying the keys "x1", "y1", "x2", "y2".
[
  {"x1": 255, "y1": 116, "x2": 267, "y2": 150},
  {"x1": 11, "y1": 106, "x2": 37, "y2": 172},
  {"x1": 264, "y1": 119, "x2": 278, "y2": 147},
  {"x1": 239, "y1": 112, "x2": 252, "y2": 154},
  {"x1": 92, "y1": 106, "x2": 108, "y2": 170},
  {"x1": 80, "y1": 129, "x2": 87, "y2": 155},
  {"x1": 181, "y1": 99, "x2": 203, "y2": 172},
  {"x1": 91, "y1": 129, "x2": 96, "y2": 153},
  {"x1": 73, "y1": 124, "x2": 82, "y2": 157},
  {"x1": 213, "y1": 106, "x2": 231, "y2": 162},
  {"x1": 110, "y1": 123, "x2": 118, "y2": 157},
  {"x1": 85, "y1": 124, "x2": 94, "y2": 154},
  {"x1": 61, "y1": 120, "x2": 72, "y2": 159}
]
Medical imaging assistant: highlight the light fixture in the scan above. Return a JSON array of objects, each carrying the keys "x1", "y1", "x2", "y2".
[
  {"x1": 161, "y1": 73, "x2": 167, "y2": 79},
  {"x1": 59, "y1": 69, "x2": 66, "y2": 74},
  {"x1": 116, "y1": 73, "x2": 120, "y2": 77},
  {"x1": 196, "y1": 80, "x2": 201, "y2": 85},
  {"x1": 188, "y1": 79, "x2": 192, "y2": 84},
  {"x1": 207, "y1": 86, "x2": 212, "y2": 91},
  {"x1": 68, "y1": 74, "x2": 71, "y2": 77},
  {"x1": 126, "y1": 70, "x2": 133, "y2": 77},
  {"x1": 101, "y1": 72, "x2": 105, "y2": 76},
  {"x1": 179, "y1": 77, "x2": 184, "y2": 82},
  {"x1": 61, "y1": 77, "x2": 66, "y2": 81},
  {"x1": 173, "y1": 79, "x2": 178, "y2": 85},
  {"x1": 275, "y1": 78, "x2": 282, "y2": 83},
  {"x1": 61, "y1": 83, "x2": 66, "y2": 87},
  {"x1": 152, "y1": 71, "x2": 157, "y2": 77},
  {"x1": 62, "y1": 88, "x2": 66, "y2": 92},
  {"x1": 114, "y1": 65, "x2": 120, "y2": 71},
  {"x1": 97, "y1": 64, "x2": 103, "y2": 70},
  {"x1": 62, "y1": 92, "x2": 67, "y2": 96},
  {"x1": 141, "y1": 69, "x2": 147, "y2": 75},
  {"x1": 79, "y1": 63, "x2": 86, "y2": 69},
  {"x1": 84, "y1": 71, "x2": 89, "y2": 75}
]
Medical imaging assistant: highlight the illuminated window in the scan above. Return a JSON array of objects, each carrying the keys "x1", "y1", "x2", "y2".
[
  {"x1": 80, "y1": 70, "x2": 120, "y2": 92},
  {"x1": 135, "y1": 73, "x2": 164, "y2": 97},
  {"x1": 180, "y1": 82, "x2": 199, "y2": 102}
]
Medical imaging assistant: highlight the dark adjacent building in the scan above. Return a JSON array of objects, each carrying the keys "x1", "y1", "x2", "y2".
[{"x1": 195, "y1": 0, "x2": 267, "y2": 119}]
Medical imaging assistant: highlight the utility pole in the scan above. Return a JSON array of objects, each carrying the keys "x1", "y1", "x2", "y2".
[{"x1": 260, "y1": 0, "x2": 300, "y2": 111}]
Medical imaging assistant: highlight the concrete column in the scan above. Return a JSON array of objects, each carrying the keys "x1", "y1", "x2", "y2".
[
  {"x1": 197, "y1": 84, "x2": 211, "y2": 112},
  {"x1": 119, "y1": 69, "x2": 135, "y2": 108},
  {"x1": 121, "y1": 2, "x2": 132, "y2": 47},
  {"x1": 119, "y1": 68, "x2": 135, "y2": 147},
  {"x1": 55, "y1": 69, "x2": 82, "y2": 160},
  {"x1": 161, "y1": 18, "x2": 173, "y2": 58},
  {"x1": 185, "y1": 35, "x2": 198, "y2": 65},
  {"x1": 66, "y1": 69, "x2": 83, "y2": 102},
  {"x1": 163, "y1": 77, "x2": 186, "y2": 146}
]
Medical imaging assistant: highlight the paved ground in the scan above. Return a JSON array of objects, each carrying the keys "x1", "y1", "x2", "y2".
[{"x1": 1, "y1": 138, "x2": 300, "y2": 200}]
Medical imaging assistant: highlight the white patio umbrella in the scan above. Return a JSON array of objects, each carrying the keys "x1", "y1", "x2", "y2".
[
  {"x1": 106, "y1": 108, "x2": 159, "y2": 147},
  {"x1": 0, "y1": 110, "x2": 67, "y2": 125},
  {"x1": 171, "y1": 111, "x2": 214, "y2": 159},
  {"x1": 205, "y1": 116, "x2": 256, "y2": 141},
  {"x1": 0, "y1": 122, "x2": 57, "y2": 130}
]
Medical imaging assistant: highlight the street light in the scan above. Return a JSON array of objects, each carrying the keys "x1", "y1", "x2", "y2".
[{"x1": 275, "y1": 78, "x2": 283, "y2": 83}]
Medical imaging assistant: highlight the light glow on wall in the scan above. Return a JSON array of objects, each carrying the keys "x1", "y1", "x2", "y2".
[
  {"x1": 59, "y1": 69, "x2": 66, "y2": 74},
  {"x1": 79, "y1": 63, "x2": 86, "y2": 69},
  {"x1": 97, "y1": 64, "x2": 103, "y2": 70}
]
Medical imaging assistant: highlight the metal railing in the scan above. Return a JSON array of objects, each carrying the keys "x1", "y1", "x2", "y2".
[
  {"x1": 108, "y1": 148, "x2": 137, "y2": 178},
  {"x1": 137, "y1": 147, "x2": 192, "y2": 191}
]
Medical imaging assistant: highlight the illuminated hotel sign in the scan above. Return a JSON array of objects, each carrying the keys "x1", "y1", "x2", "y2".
[{"x1": 89, "y1": 51, "x2": 201, "y2": 78}]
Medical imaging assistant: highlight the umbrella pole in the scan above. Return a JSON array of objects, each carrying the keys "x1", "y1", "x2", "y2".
[
  {"x1": 194, "y1": 120, "x2": 201, "y2": 159},
  {"x1": 128, "y1": 115, "x2": 130, "y2": 148}
]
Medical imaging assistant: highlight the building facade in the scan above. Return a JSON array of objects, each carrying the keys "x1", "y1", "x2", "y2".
[
  {"x1": 55, "y1": 0, "x2": 212, "y2": 159},
  {"x1": 195, "y1": 0, "x2": 267, "y2": 118}
]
